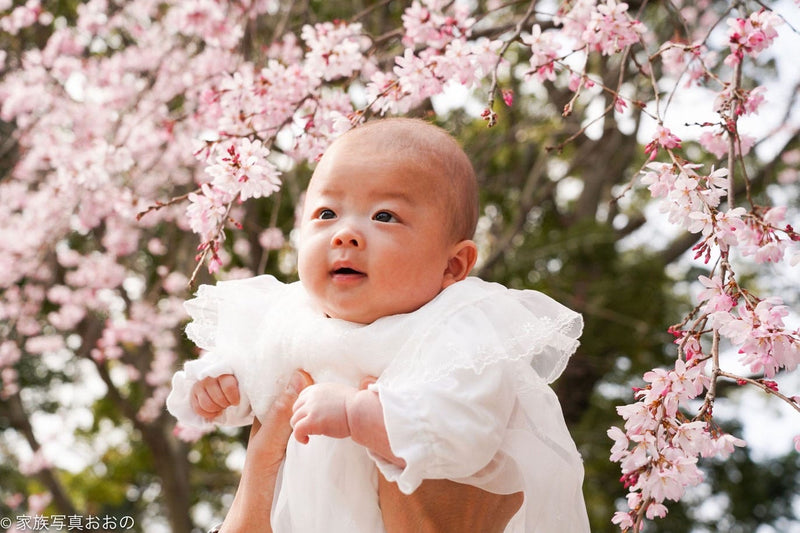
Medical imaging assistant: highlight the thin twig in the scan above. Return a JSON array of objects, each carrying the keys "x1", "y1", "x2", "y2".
[
  {"x1": 485, "y1": 0, "x2": 539, "y2": 124},
  {"x1": 717, "y1": 370, "x2": 800, "y2": 414},
  {"x1": 726, "y1": 60, "x2": 742, "y2": 210}
]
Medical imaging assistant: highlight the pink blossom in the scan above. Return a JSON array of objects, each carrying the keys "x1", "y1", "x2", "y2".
[
  {"x1": 581, "y1": 0, "x2": 644, "y2": 56},
  {"x1": 167, "y1": 0, "x2": 242, "y2": 49},
  {"x1": 671, "y1": 421, "x2": 711, "y2": 456},
  {"x1": 0, "y1": 341, "x2": 21, "y2": 367},
  {"x1": 301, "y1": 21, "x2": 369, "y2": 82},
  {"x1": 138, "y1": 387, "x2": 170, "y2": 422},
  {"x1": 0, "y1": 0, "x2": 46, "y2": 35},
  {"x1": 753, "y1": 241, "x2": 785, "y2": 263},
  {"x1": 206, "y1": 138, "x2": 281, "y2": 201},
  {"x1": 401, "y1": 0, "x2": 474, "y2": 50},
  {"x1": 640, "y1": 463, "x2": 686, "y2": 502},
  {"x1": 1, "y1": 367, "x2": 19, "y2": 399},
  {"x1": 173, "y1": 423, "x2": 210, "y2": 442},
  {"x1": 366, "y1": 70, "x2": 406, "y2": 115},
  {"x1": 163, "y1": 271, "x2": 190, "y2": 294},
  {"x1": 614, "y1": 96, "x2": 628, "y2": 113},
  {"x1": 568, "y1": 73, "x2": 583, "y2": 92},
  {"x1": 617, "y1": 402, "x2": 658, "y2": 435},
  {"x1": 646, "y1": 502, "x2": 668, "y2": 519},
  {"x1": 27, "y1": 492, "x2": 52, "y2": 515},
  {"x1": 187, "y1": 184, "x2": 230, "y2": 242},
  {"x1": 608, "y1": 426, "x2": 630, "y2": 461},
  {"x1": 713, "y1": 208, "x2": 747, "y2": 250},
  {"x1": 699, "y1": 130, "x2": 729, "y2": 159},
  {"x1": 644, "y1": 126, "x2": 681, "y2": 160},
  {"x1": 19, "y1": 448, "x2": 51, "y2": 476},
  {"x1": 640, "y1": 162, "x2": 674, "y2": 198},
  {"x1": 64, "y1": 252, "x2": 127, "y2": 290},
  {"x1": 711, "y1": 433, "x2": 746, "y2": 458},
  {"x1": 394, "y1": 48, "x2": 443, "y2": 101},
  {"x1": 763, "y1": 205, "x2": 787, "y2": 227},
  {"x1": 697, "y1": 275, "x2": 735, "y2": 313},
  {"x1": 522, "y1": 24, "x2": 561, "y2": 82},
  {"x1": 710, "y1": 309, "x2": 752, "y2": 345},
  {"x1": 742, "y1": 86, "x2": 767, "y2": 115},
  {"x1": 266, "y1": 32, "x2": 304, "y2": 64},
  {"x1": 612, "y1": 511, "x2": 635, "y2": 528},
  {"x1": 259, "y1": 227, "x2": 285, "y2": 251},
  {"x1": 725, "y1": 9, "x2": 782, "y2": 65},
  {"x1": 737, "y1": 298, "x2": 800, "y2": 376},
  {"x1": 47, "y1": 303, "x2": 86, "y2": 331}
]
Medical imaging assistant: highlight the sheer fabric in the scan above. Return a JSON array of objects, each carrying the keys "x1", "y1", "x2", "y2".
[{"x1": 167, "y1": 275, "x2": 590, "y2": 532}]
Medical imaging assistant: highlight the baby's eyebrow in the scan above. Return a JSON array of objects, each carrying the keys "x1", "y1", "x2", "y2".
[{"x1": 374, "y1": 191, "x2": 414, "y2": 204}]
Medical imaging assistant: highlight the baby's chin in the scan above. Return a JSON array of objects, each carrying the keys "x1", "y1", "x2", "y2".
[
  {"x1": 323, "y1": 310, "x2": 379, "y2": 325},
  {"x1": 322, "y1": 300, "x2": 429, "y2": 325}
]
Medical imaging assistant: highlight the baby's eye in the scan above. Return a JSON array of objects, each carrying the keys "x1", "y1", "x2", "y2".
[
  {"x1": 373, "y1": 211, "x2": 397, "y2": 223},
  {"x1": 317, "y1": 209, "x2": 336, "y2": 220}
]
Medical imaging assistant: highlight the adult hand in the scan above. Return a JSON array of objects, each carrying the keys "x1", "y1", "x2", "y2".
[
  {"x1": 379, "y1": 476, "x2": 523, "y2": 533},
  {"x1": 218, "y1": 370, "x2": 313, "y2": 533}
]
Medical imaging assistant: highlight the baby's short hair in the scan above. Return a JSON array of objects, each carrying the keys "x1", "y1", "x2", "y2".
[{"x1": 338, "y1": 118, "x2": 479, "y2": 242}]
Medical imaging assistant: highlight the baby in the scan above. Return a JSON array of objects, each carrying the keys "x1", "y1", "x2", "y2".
[{"x1": 167, "y1": 118, "x2": 590, "y2": 532}]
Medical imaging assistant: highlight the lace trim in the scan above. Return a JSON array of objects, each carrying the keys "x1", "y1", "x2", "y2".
[
  {"x1": 380, "y1": 287, "x2": 582, "y2": 387},
  {"x1": 183, "y1": 284, "x2": 219, "y2": 351}
]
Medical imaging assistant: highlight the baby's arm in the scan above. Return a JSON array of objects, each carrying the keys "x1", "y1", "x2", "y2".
[
  {"x1": 191, "y1": 374, "x2": 241, "y2": 420},
  {"x1": 290, "y1": 382, "x2": 405, "y2": 467}
]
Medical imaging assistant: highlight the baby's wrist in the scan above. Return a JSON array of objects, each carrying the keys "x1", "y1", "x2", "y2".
[
  {"x1": 343, "y1": 387, "x2": 364, "y2": 438},
  {"x1": 344, "y1": 389, "x2": 373, "y2": 441}
]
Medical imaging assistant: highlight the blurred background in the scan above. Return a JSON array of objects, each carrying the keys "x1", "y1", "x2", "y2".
[{"x1": 0, "y1": 1, "x2": 798, "y2": 532}]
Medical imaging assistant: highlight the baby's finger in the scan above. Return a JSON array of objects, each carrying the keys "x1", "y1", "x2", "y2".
[
  {"x1": 191, "y1": 391, "x2": 222, "y2": 419},
  {"x1": 203, "y1": 378, "x2": 231, "y2": 409},
  {"x1": 291, "y1": 415, "x2": 310, "y2": 444},
  {"x1": 218, "y1": 374, "x2": 240, "y2": 406}
]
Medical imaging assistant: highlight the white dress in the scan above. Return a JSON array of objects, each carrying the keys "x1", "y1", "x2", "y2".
[{"x1": 166, "y1": 275, "x2": 590, "y2": 532}]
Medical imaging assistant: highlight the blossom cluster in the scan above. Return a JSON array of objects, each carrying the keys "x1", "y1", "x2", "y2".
[
  {"x1": 609, "y1": 357, "x2": 745, "y2": 527},
  {"x1": 725, "y1": 9, "x2": 782, "y2": 66},
  {"x1": 607, "y1": 2, "x2": 798, "y2": 530}
]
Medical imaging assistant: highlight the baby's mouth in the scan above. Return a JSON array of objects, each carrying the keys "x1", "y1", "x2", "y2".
[
  {"x1": 333, "y1": 267, "x2": 363, "y2": 275},
  {"x1": 330, "y1": 265, "x2": 367, "y2": 281}
]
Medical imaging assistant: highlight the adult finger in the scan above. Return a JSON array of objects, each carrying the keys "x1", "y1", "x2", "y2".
[
  {"x1": 359, "y1": 376, "x2": 377, "y2": 390},
  {"x1": 249, "y1": 370, "x2": 314, "y2": 457}
]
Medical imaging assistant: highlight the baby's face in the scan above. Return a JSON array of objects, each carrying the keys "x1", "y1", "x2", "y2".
[{"x1": 297, "y1": 140, "x2": 456, "y2": 324}]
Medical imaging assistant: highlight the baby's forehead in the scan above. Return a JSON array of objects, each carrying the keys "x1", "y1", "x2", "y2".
[
  {"x1": 332, "y1": 127, "x2": 458, "y2": 179},
  {"x1": 312, "y1": 141, "x2": 449, "y2": 198}
]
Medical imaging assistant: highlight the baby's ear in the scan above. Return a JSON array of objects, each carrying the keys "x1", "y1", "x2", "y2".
[{"x1": 442, "y1": 240, "x2": 478, "y2": 288}]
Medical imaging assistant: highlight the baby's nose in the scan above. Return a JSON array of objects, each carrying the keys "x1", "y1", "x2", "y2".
[{"x1": 331, "y1": 226, "x2": 363, "y2": 248}]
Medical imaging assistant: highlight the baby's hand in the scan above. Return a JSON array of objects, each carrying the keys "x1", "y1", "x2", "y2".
[
  {"x1": 190, "y1": 374, "x2": 240, "y2": 421},
  {"x1": 290, "y1": 383, "x2": 356, "y2": 444}
]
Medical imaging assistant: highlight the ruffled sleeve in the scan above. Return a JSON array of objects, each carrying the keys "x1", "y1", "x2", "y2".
[
  {"x1": 369, "y1": 277, "x2": 583, "y2": 495},
  {"x1": 166, "y1": 275, "x2": 290, "y2": 430}
]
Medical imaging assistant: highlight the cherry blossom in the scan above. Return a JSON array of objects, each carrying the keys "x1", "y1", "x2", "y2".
[
  {"x1": 725, "y1": 9, "x2": 782, "y2": 66},
  {"x1": 644, "y1": 126, "x2": 682, "y2": 160},
  {"x1": 301, "y1": 21, "x2": 370, "y2": 82},
  {"x1": 581, "y1": 0, "x2": 644, "y2": 56},
  {"x1": 205, "y1": 138, "x2": 281, "y2": 201},
  {"x1": 522, "y1": 24, "x2": 561, "y2": 82}
]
